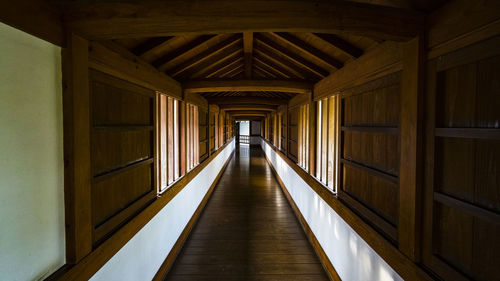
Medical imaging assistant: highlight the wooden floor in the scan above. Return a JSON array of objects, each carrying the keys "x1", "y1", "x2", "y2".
[{"x1": 164, "y1": 145, "x2": 329, "y2": 281}]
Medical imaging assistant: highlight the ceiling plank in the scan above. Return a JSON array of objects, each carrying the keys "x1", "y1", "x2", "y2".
[
  {"x1": 219, "y1": 104, "x2": 277, "y2": 111},
  {"x1": 255, "y1": 34, "x2": 328, "y2": 78},
  {"x1": 205, "y1": 56, "x2": 244, "y2": 78},
  {"x1": 312, "y1": 33, "x2": 364, "y2": 58},
  {"x1": 243, "y1": 32, "x2": 254, "y2": 78},
  {"x1": 221, "y1": 65, "x2": 245, "y2": 78},
  {"x1": 59, "y1": 0, "x2": 424, "y2": 41},
  {"x1": 228, "y1": 68, "x2": 245, "y2": 78},
  {"x1": 271, "y1": 32, "x2": 343, "y2": 69},
  {"x1": 254, "y1": 49, "x2": 305, "y2": 79},
  {"x1": 206, "y1": 96, "x2": 288, "y2": 105},
  {"x1": 167, "y1": 35, "x2": 242, "y2": 77},
  {"x1": 153, "y1": 35, "x2": 216, "y2": 71},
  {"x1": 183, "y1": 79, "x2": 313, "y2": 94},
  {"x1": 253, "y1": 58, "x2": 289, "y2": 78},
  {"x1": 131, "y1": 36, "x2": 174, "y2": 57},
  {"x1": 188, "y1": 49, "x2": 243, "y2": 78}
]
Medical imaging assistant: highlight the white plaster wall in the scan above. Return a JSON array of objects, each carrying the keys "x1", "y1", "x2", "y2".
[
  {"x1": 261, "y1": 140, "x2": 402, "y2": 281},
  {"x1": 90, "y1": 140, "x2": 235, "y2": 281},
  {"x1": 0, "y1": 23, "x2": 65, "y2": 280}
]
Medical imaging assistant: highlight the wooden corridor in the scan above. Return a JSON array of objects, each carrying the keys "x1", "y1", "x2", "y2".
[{"x1": 163, "y1": 146, "x2": 329, "y2": 281}]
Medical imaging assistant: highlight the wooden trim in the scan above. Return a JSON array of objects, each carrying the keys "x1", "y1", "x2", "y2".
[
  {"x1": 260, "y1": 138, "x2": 433, "y2": 281},
  {"x1": 341, "y1": 126, "x2": 399, "y2": 135},
  {"x1": 0, "y1": 0, "x2": 63, "y2": 46},
  {"x1": 152, "y1": 149, "x2": 235, "y2": 280},
  {"x1": 183, "y1": 79, "x2": 313, "y2": 94},
  {"x1": 54, "y1": 138, "x2": 235, "y2": 281},
  {"x1": 434, "y1": 128, "x2": 500, "y2": 139},
  {"x1": 263, "y1": 151, "x2": 341, "y2": 281},
  {"x1": 61, "y1": 33, "x2": 93, "y2": 264},
  {"x1": 434, "y1": 192, "x2": 500, "y2": 225},
  {"x1": 87, "y1": 41, "x2": 182, "y2": 99},
  {"x1": 314, "y1": 41, "x2": 403, "y2": 101},
  {"x1": 60, "y1": 0, "x2": 424, "y2": 41},
  {"x1": 398, "y1": 36, "x2": 424, "y2": 261}
]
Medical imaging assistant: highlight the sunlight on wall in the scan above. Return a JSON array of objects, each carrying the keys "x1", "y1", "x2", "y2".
[
  {"x1": 0, "y1": 22, "x2": 64, "y2": 280},
  {"x1": 261, "y1": 140, "x2": 401, "y2": 281},
  {"x1": 90, "y1": 140, "x2": 235, "y2": 281}
]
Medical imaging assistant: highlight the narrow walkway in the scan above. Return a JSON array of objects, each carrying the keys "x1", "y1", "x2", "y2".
[{"x1": 164, "y1": 146, "x2": 329, "y2": 281}]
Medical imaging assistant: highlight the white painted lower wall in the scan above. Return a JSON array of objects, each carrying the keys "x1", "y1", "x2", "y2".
[
  {"x1": 0, "y1": 23, "x2": 64, "y2": 281},
  {"x1": 261, "y1": 140, "x2": 402, "y2": 281},
  {"x1": 90, "y1": 139, "x2": 235, "y2": 281}
]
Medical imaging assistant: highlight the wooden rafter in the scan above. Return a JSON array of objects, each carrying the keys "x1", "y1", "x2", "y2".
[
  {"x1": 243, "y1": 32, "x2": 254, "y2": 78},
  {"x1": 255, "y1": 34, "x2": 328, "y2": 78},
  {"x1": 254, "y1": 49, "x2": 304, "y2": 79},
  {"x1": 253, "y1": 57, "x2": 289, "y2": 78},
  {"x1": 213, "y1": 61, "x2": 245, "y2": 78},
  {"x1": 131, "y1": 36, "x2": 174, "y2": 57},
  {"x1": 219, "y1": 104, "x2": 277, "y2": 111},
  {"x1": 221, "y1": 65, "x2": 245, "y2": 78},
  {"x1": 270, "y1": 32, "x2": 343, "y2": 69},
  {"x1": 59, "y1": 0, "x2": 424, "y2": 41},
  {"x1": 312, "y1": 33, "x2": 364, "y2": 58},
  {"x1": 167, "y1": 35, "x2": 242, "y2": 77},
  {"x1": 189, "y1": 49, "x2": 243, "y2": 78},
  {"x1": 183, "y1": 79, "x2": 313, "y2": 94},
  {"x1": 206, "y1": 96, "x2": 288, "y2": 105},
  {"x1": 153, "y1": 35, "x2": 216, "y2": 70}
]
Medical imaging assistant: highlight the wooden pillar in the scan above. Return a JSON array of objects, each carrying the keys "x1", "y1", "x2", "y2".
[
  {"x1": 62, "y1": 32, "x2": 92, "y2": 263},
  {"x1": 399, "y1": 35, "x2": 425, "y2": 261},
  {"x1": 180, "y1": 100, "x2": 186, "y2": 176},
  {"x1": 308, "y1": 94, "x2": 316, "y2": 177}
]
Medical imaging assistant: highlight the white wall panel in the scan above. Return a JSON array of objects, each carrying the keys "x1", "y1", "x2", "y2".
[{"x1": 261, "y1": 140, "x2": 402, "y2": 281}]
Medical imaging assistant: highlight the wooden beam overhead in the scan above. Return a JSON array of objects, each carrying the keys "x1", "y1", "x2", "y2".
[
  {"x1": 312, "y1": 33, "x2": 364, "y2": 58},
  {"x1": 183, "y1": 79, "x2": 313, "y2": 94},
  {"x1": 243, "y1": 32, "x2": 254, "y2": 78},
  {"x1": 271, "y1": 32, "x2": 344, "y2": 69},
  {"x1": 206, "y1": 96, "x2": 288, "y2": 105},
  {"x1": 167, "y1": 35, "x2": 242, "y2": 77},
  {"x1": 219, "y1": 104, "x2": 277, "y2": 111},
  {"x1": 208, "y1": 59, "x2": 245, "y2": 78},
  {"x1": 253, "y1": 56, "x2": 292, "y2": 78},
  {"x1": 59, "y1": 0, "x2": 424, "y2": 41},
  {"x1": 255, "y1": 34, "x2": 329, "y2": 78},
  {"x1": 131, "y1": 36, "x2": 174, "y2": 57},
  {"x1": 153, "y1": 35, "x2": 216, "y2": 70}
]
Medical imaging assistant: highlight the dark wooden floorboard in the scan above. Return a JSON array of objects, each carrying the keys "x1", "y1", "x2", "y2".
[{"x1": 164, "y1": 146, "x2": 329, "y2": 281}]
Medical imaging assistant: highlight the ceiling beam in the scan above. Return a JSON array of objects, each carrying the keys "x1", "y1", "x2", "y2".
[
  {"x1": 168, "y1": 34, "x2": 242, "y2": 78},
  {"x1": 270, "y1": 32, "x2": 343, "y2": 69},
  {"x1": 206, "y1": 96, "x2": 288, "y2": 105},
  {"x1": 59, "y1": 0, "x2": 424, "y2": 41},
  {"x1": 219, "y1": 104, "x2": 277, "y2": 111},
  {"x1": 243, "y1": 32, "x2": 253, "y2": 78},
  {"x1": 131, "y1": 36, "x2": 174, "y2": 57},
  {"x1": 153, "y1": 35, "x2": 216, "y2": 71},
  {"x1": 255, "y1": 34, "x2": 328, "y2": 78},
  {"x1": 183, "y1": 79, "x2": 312, "y2": 94},
  {"x1": 312, "y1": 33, "x2": 364, "y2": 58}
]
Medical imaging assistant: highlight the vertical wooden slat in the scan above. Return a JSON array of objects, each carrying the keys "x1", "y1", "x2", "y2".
[
  {"x1": 328, "y1": 96, "x2": 335, "y2": 189},
  {"x1": 321, "y1": 99, "x2": 328, "y2": 184},
  {"x1": 167, "y1": 97, "x2": 174, "y2": 184},
  {"x1": 180, "y1": 101, "x2": 186, "y2": 176},
  {"x1": 160, "y1": 95, "x2": 167, "y2": 189},
  {"x1": 335, "y1": 95, "x2": 341, "y2": 192},
  {"x1": 62, "y1": 33, "x2": 92, "y2": 263},
  {"x1": 298, "y1": 106, "x2": 303, "y2": 166},
  {"x1": 399, "y1": 35, "x2": 424, "y2": 261},
  {"x1": 308, "y1": 99, "x2": 316, "y2": 177},
  {"x1": 316, "y1": 100, "x2": 322, "y2": 178},
  {"x1": 305, "y1": 104, "x2": 310, "y2": 172},
  {"x1": 173, "y1": 100, "x2": 179, "y2": 179},
  {"x1": 194, "y1": 105, "x2": 199, "y2": 165}
]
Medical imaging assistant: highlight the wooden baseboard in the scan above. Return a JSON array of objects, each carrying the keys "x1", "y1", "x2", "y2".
[
  {"x1": 263, "y1": 149, "x2": 341, "y2": 281},
  {"x1": 152, "y1": 150, "x2": 235, "y2": 280}
]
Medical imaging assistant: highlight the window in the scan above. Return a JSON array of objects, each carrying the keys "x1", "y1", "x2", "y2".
[
  {"x1": 298, "y1": 103, "x2": 310, "y2": 171},
  {"x1": 316, "y1": 96, "x2": 340, "y2": 191},
  {"x1": 157, "y1": 93, "x2": 180, "y2": 192},
  {"x1": 186, "y1": 103, "x2": 199, "y2": 171}
]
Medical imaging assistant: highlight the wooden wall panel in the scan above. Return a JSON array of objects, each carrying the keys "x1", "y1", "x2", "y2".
[
  {"x1": 339, "y1": 72, "x2": 401, "y2": 243},
  {"x1": 287, "y1": 107, "x2": 299, "y2": 161},
  {"x1": 89, "y1": 70, "x2": 156, "y2": 245},
  {"x1": 423, "y1": 36, "x2": 500, "y2": 281}
]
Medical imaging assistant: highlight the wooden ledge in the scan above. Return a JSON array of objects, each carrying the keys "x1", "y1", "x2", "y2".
[
  {"x1": 50, "y1": 138, "x2": 235, "y2": 281},
  {"x1": 259, "y1": 138, "x2": 433, "y2": 281}
]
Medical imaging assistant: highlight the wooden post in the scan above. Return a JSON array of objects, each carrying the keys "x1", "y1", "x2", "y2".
[
  {"x1": 399, "y1": 35, "x2": 425, "y2": 261},
  {"x1": 62, "y1": 32, "x2": 93, "y2": 263},
  {"x1": 180, "y1": 100, "x2": 186, "y2": 176}
]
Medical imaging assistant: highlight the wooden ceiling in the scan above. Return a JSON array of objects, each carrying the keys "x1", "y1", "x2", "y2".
[
  {"x1": 55, "y1": 0, "x2": 437, "y2": 119},
  {"x1": 110, "y1": 31, "x2": 380, "y2": 116}
]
